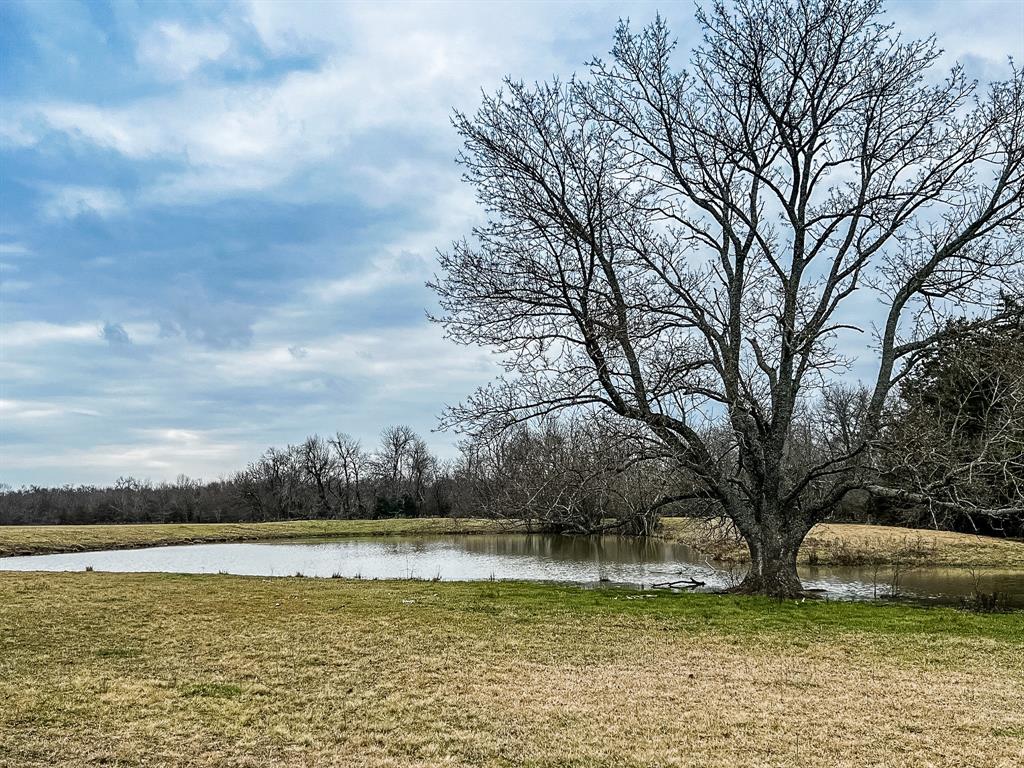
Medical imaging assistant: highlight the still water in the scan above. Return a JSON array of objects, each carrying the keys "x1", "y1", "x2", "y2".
[{"x1": 2, "y1": 534, "x2": 1023, "y2": 606}]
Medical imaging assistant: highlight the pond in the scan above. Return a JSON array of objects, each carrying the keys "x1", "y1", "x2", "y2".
[{"x1": 2, "y1": 533, "x2": 1023, "y2": 607}]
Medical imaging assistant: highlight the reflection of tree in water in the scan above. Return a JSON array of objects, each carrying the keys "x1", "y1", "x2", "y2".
[{"x1": 457, "y1": 533, "x2": 687, "y2": 565}]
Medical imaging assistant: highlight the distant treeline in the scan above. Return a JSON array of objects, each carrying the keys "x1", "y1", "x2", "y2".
[
  {"x1": 4, "y1": 391, "x2": 1019, "y2": 536},
  {"x1": 1, "y1": 426, "x2": 447, "y2": 526},
  {"x1": 0, "y1": 422, "x2": 682, "y2": 532}
]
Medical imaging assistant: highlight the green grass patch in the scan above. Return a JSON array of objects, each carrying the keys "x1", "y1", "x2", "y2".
[
  {"x1": 180, "y1": 682, "x2": 244, "y2": 699},
  {"x1": 95, "y1": 646, "x2": 141, "y2": 659}
]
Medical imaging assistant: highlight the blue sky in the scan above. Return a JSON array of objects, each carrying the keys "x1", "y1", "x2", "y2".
[{"x1": 1, "y1": 1, "x2": 1021, "y2": 486}]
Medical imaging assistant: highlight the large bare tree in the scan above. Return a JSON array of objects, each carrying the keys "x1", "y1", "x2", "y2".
[{"x1": 431, "y1": 0, "x2": 1024, "y2": 596}]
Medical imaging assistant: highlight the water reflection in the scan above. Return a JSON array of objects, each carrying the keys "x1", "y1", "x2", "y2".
[{"x1": 2, "y1": 533, "x2": 1022, "y2": 607}]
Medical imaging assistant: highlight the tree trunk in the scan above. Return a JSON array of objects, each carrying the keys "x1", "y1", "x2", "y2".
[
  {"x1": 314, "y1": 478, "x2": 328, "y2": 518},
  {"x1": 732, "y1": 522, "x2": 806, "y2": 598}
]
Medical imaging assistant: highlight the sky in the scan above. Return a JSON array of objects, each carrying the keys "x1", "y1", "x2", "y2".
[{"x1": 1, "y1": 0, "x2": 1021, "y2": 487}]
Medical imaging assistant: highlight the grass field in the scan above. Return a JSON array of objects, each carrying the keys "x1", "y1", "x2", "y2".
[
  {"x1": 1, "y1": 573, "x2": 1021, "y2": 767},
  {"x1": 661, "y1": 518, "x2": 1024, "y2": 569},
  {"x1": 2, "y1": 516, "x2": 1022, "y2": 569},
  {"x1": 0, "y1": 517, "x2": 509, "y2": 557}
]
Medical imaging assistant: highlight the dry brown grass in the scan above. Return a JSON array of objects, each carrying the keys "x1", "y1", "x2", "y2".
[
  {"x1": 0, "y1": 517, "x2": 510, "y2": 557},
  {"x1": 1, "y1": 572, "x2": 1022, "y2": 767},
  {"x1": 660, "y1": 517, "x2": 1024, "y2": 569}
]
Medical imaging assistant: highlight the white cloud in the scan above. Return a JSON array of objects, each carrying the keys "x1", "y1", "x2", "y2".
[
  {"x1": 0, "y1": 114, "x2": 40, "y2": 148},
  {"x1": 0, "y1": 242, "x2": 32, "y2": 257},
  {"x1": 0, "y1": 279, "x2": 31, "y2": 293},
  {"x1": 5, "y1": 1, "x2": 593, "y2": 211},
  {"x1": 887, "y1": 0, "x2": 1024, "y2": 77},
  {"x1": 35, "y1": 102, "x2": 178, "y2": 158},
  {"x1": 137, "y1": 21, "x2": 233, "y2": 81},
  {"x1": 312, "y1": 251, "x2": 424, "y2": 301},
  {"x1": 119, "y1": 322, "x2": 163, "y2": 345},
  {"x1": 0, "y1": 399, "x2": 101, "y2": 421},
  {"x1": 44, "y1": 186, "x2": 126, "y2": 220},
  {"x1": 244, "y1": 0, "x2": 351, "y2": 57},
  {"x1": 4, "y1": 1, "x2": 1020, "y2": 216},
  {"x1": 11, "y1": 0, "x2": 1014, "y2": 225},
  {"x1": 1, "y1": 321, "x2": 103, "y2": 347},
  {"x1": 198, "y1": 322, "x2": 495, "y2": 397},
  {"x1": 1, "y1": 427, "x2": 245, "y2": 475}
]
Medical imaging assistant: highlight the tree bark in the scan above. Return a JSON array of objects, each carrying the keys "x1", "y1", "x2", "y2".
[{"x1": 732, "y1": 519, "x2": 806, "y2": 598}]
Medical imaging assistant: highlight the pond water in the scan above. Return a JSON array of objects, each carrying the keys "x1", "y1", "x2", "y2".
[{"x1": 2, "y1": 533, "x2": 1023, "y2": 607}]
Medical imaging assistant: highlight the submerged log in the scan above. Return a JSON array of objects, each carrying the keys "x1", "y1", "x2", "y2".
[{"x1": 650, "y1": 577, "x2": 706, "y2": 589}]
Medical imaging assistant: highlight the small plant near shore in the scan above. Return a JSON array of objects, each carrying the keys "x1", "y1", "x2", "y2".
[
  {"x1": 962, "y1": 568, "x2": 1013, "y2": 613},
  {"x1": 962, "y1": 590, "x2": 1011, "y2": 613},
  {"x1": 888, "y1": 557, "x2": 910, "y2": 599},
  {"x1": 721, "y1": 562, "x2": 745, "y2": 590},
  {"x1": 870, "y1": 559, "x2": 885, "y2": 600}
]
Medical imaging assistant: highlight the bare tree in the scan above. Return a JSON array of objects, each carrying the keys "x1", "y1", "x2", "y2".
[
  {"x1": 370, "y1": 425, "x2": 437, "y2": 516},
  {"x1": 241, "y1": 446, "x2": 306, "y2": 520},
  {"x1": 431, "y1": 0, "x2": 1024, "y2": 595},
  {"x1": 408, "y1": 436, "x2": 435, "y2": 507},
  {"x1": 374, "y1": 425, "x2": 417, "y2": 497},
  {"x1": 300, "y1": 435, "x2": 336, "y2": 517},
  {"x1": 331, "y1": 432, "x2": 368, "y2": 517},
  {"x1": 453, "y1": 415, "x2": 685, "y2": 534}
]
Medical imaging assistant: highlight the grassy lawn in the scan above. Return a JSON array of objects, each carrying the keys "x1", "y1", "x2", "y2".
[
  {"x1": 3, "y1": 516, "x2": 1022, "y2": 570},
  {"x1": 0, "y1": 572, "x2": 1021, "y2": 767}
]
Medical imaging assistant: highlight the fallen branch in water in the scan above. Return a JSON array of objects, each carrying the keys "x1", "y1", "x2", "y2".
[{"x1": 650, "y1": 578, "x2": 706, "y2": 589}]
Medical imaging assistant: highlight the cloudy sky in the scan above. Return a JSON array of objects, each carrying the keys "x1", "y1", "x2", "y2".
[{"x1": 1, "y1": 1, "x2": 1020, "y2": 486}]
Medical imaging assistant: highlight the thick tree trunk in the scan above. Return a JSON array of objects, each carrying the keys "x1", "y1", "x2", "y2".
[{"x1": 731, "y1": 521, "x2": 806, "y2": 598}]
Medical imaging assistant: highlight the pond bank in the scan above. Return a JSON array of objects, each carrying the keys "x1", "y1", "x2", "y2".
[
  {"x1": 660, "y1": 517, "x2": 1024, "y2": 569},
  {"x1": 0, "y1": 518, "x2": 509, "y2": 557}
]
